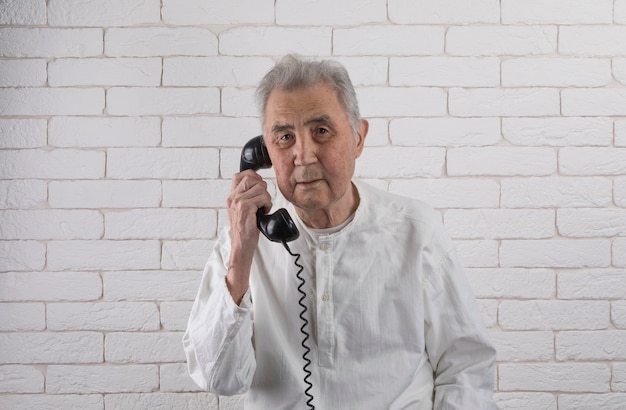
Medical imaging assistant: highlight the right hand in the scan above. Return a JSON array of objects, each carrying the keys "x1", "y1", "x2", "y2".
[{"x1": 225, "y1": 170, "x2": 272, "y2": 304}]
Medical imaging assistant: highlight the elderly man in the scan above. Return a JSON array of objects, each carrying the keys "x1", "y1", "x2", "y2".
[{"x1": 184, "y1": 55, "x2": 497, "y2": 409}]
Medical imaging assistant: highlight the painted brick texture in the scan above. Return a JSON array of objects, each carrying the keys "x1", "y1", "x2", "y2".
[{"x1": 1, "y1": 1, "x2": 625, "y2": 409}]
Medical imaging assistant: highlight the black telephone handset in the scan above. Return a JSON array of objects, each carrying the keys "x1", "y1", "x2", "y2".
[{"x1": 240, "y1": 135, "x2": 299, "y2": 243}]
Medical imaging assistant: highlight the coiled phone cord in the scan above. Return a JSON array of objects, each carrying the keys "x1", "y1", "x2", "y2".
[{"x1": 282, "y1": 241, "x2": 315, "y2": 410}]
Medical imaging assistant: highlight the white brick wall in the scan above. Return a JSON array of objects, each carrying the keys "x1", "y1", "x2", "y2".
[{"x1": 0, "y1": 1, "x2": 625, "y2": 409}]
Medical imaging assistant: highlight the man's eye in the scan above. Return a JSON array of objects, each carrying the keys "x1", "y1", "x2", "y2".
[
  {"x1": 279, "y1": 134, "x2": 294, "y2": 142},
  {"x1": 316, "y1": 127, "x2": 329, "y2": 136}
]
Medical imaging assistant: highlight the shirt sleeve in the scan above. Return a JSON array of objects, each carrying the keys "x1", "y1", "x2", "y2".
[
  {"x1": 422, "y1": 222, "x2": 498, "y2": 410},
  {"x1": 182, "y1": 229, "x2": 256, "y2": 396}
]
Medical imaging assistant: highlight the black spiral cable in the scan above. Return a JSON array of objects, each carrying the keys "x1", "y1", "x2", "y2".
[{"x1": 282, "y1": 241, "x2": 315, "y2": 410}]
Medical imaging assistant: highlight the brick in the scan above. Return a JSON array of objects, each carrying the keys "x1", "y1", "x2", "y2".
[
  {"x1": 0, "y1": 210, "x2": 103, "y2": 240},
  {"x1": 614, "y1": 121, "x2": 626, "y2": 147},
  {"x1": 389, "y1": 0, "x2": 499, "y2": 23},
  {"x1": 0, "y1": 180, "x2": 47, "y2": 209},
  {"x1": 557, "y1": 331, "x2": 626, "y2": 360},
  {"x1": 0, "y1": 119, "x2": 46, "y2": 149},
  {"x1": 618, "y1": 0, "x2": 626, "y2": 23},
  {"x1": 465, "y1": 268, "x2": 555, "y2": 299},
  {"x1": 449, "y1": 88, "x2": 559, "y2": 117},
  {"x1": 0, "y1": 332, "x2": 102, "y2": 364},
  {"x1": 0, "y1": 241, "x2": 45, "y2": 272},
  {"x1": 502, "y1": 58, "x2": 611, "y2": 87},
  {"x1": 0, "y1": 149, "x2": 104, "y2": 179},
  {"x1": 0, "y1": 59, "x2": 46, "y2": 86},
  {"x1": 445, "y1": 209, "x2": 554, "y2": 239},
  {"x1": 563, "y1": 89, "x2": 626, "y2": 116},
  {"x1": 276, "y1": 0, "x2": 386, "y2": 25},
  {"x1": 494, "y1": 392, "x2": 556, "y2": 410},
  {"x1": 162, "y1": 117, "x2": 260, "y2": 148},
  {"x1": 448, "y1": 147, "x2": 556, "y2": 176},
  {"x1": 105, "y1": 332, "x2": 185, "y2": 363},
  {"x1": 446, "y1": 26, "x2": 557, "y2": 56},
  {"x1": 0, "y1": 394, "x2": 103, "y2": 410},
  {"x1": 559, "y1": 270, "x2": 626, "y2": 299},
  {"x1": 355, "y1": 147, "x2": 445, "y2": 178},
  {"x1": 49, "y1": 180, "x2": 161, "y2": 209},
  {"x1": 160, "y1": 301, "x2": 193, "y2": 331},
  {"x1": 390, "y1": 57, "x2": 499, "y2": 87},
  {"x1": 615, "y1": 59, "x2": 626, "y2": 86},
  {"x1": 162, "y1": 180, "x2": 230, "y2": 208},
  {"x1": 502, "y1": 117, "x2": 612, "y2": 146},
  {"x1": 48, "y1": 0, "x2": 160, "y2": 26},
  {"x1": 499, "y1": 363, "x2": 610, "y2": 392},
  {"x1": 489, "y1": 331, "x2": 553, "y2": 361},
  {"x1": 105, "y1": 393, "x2": 217, "y2": 409},
  {"x1": 615, "y1": 300, "x2": 626, "y2": 328},
  {"x1": 47, "y1": 240, "x2": 161, "y2": 271},
  {"x1": 221, "y1": 88, "x2": 257, "y2": 117},
  {"x1": 107, "y1": 148, "x2": 219, "y2": 179},
  {"x1": 390, "y1": 118, "x2": 500, "y2": 147},
  {"x1": 560, "y1": 27, "x2": 626, "y2": 57},
  {"x1": 219, "y1": 395, "x2": 245, "y2": 410},
  {"x1": 105, "y1": 209, "x2": 217, "y2": 240},
  {"x1": 0, "y1": 365, "x2": 43, "y2": 393},
  {"x1": 0, "y1": 0, "x2": 45, "y2": 25},
  {"x1": 162, "y1": 0, "x2": 273, "y2": 24},
  {"x1": 476, "y1": 299, "x2": 498, "y2": 327},
  {"x1": 0, "y1": 28, "x2": 102, "y2": 57},
  {"x1": 0, "y1": 272, "x2": 102, "y2": 302},
  {"x1": 618, "y1": 178, "x2": 626, "y2": 207},
  {"x1": 330, "y1": 57, "x2": 389, "y2": 86},
  {"x1": 46, "y1": 365, "x2": 158, "y2": 393},
  {"x1": 615, "y1": 239, "x2": 626, "y2": 267},
  {"x1": 49, "y1": 116, "x2": 160, "y2": 148},
  {"x1": 454, "y1": 240, "x2": 499, "y2": 268},
  {"x1": 615, "y1": 363, "x2": 626, "y2": 391},
  {"x1": 334, "y1": 26, "x2": 444, "y2": 56},
  {"x1": 500, "y1": 239, "x2": 610, "y2": 268},
  {"x1": 105, "y1": 27, "x2": 217, "y2": 57},
  {"x1": 160, "y1": 363, "x2": 202, "y2": 392},
  {"x1": 162, "y1": 240, "x2": 214, "y2": 271},
  {"x1": 0, "y1": 303, "x2": 44, "y2": 331},
  {"x1": 558, "y1": 209, "x2": 626, "y2": 237},
  {"x1": 389, "y1": 179, "x2": 500, "y2": 209},
  {"x1": 502, "y1": 177, "x2": 611, "y2": 208},
  {"x1": 558, "y1": 393, "x2": 626, "y2": 410},
  {"x1": 103, "y1": 271, "x2": 200, "y2": 301},
  {"x1": 501, "y1": 0, "x2": 612, "y2": 24},
  {"x1": 220, "y1": 27, "x2": 331, "y2": 56},
  {"x1": 163, "y1": 57, "x2": 274, "y2": 87},
  {"x1": 107, "y1": 87, "x2": 219, "y2": 116},
  {"x1": 559, "y1": 148, "x2": 626, "y2": 175},
  {"x1": 0, "y1": 88, "x2": 104, "y2": 116},
  {"x1": 49, "y1": 58, "x2": 161, "y2": 86},
  {"x1": 499, "y1": 300, "x2": 609, "y2": 330},
  {"x1": 357, "y1": 87, "x2": 447, "y2": 117},
  {"x1": 48, "y1": 302, "x2": 159, "y2": 331}
]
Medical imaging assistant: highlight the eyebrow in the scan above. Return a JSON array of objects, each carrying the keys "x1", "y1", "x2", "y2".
[{"x1": 270, "y1": 115, "x2": 334, "y2": 134}]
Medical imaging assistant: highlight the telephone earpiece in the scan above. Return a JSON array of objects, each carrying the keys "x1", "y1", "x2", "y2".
[{"x1": 240, "y1": 136, "x2": 299, "y2": 243}]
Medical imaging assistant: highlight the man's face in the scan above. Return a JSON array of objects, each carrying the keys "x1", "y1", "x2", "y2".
[{"x1": 263, "y1": 82, "x2": 367, "y2": 226}]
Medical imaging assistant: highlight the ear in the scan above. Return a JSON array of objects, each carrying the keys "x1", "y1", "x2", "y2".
[{"x1": 354, "y1": 119, "x2": 368, "y2": 158}]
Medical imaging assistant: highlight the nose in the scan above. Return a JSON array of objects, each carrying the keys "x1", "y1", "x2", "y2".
[{"x1": 293, "y1": 134, "x2": 317, "y2": 166}]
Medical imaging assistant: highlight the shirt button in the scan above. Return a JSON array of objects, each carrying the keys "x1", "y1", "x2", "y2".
[
  {"x1": 321, "y1": 293, "x2": 329, "y2": 302},
  {"x1": 319, "y1": 243, "x2": 330, "y2": 252}
]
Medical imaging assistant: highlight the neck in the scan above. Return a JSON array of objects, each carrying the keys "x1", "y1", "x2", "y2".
[{"x1": 295, "y1": 183, "x2": 360, "y2": 229}]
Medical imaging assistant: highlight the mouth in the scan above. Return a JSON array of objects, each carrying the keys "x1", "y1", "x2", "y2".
[{"x1": 296, "y1": 179, "x2": 323, "y2": 189}]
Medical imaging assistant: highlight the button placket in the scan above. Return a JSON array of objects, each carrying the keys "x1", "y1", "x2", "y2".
[{"x1": 316, "y1": 236, "x2": 335, "y2": 367}]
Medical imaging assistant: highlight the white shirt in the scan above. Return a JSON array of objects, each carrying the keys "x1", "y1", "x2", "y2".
[{"x1": 184, "y1": 180, "x2": 497, "y2": 409}]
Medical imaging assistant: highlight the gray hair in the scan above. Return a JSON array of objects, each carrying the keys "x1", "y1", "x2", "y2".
[{"x1": 256, "y1": 54, "x2": 362, "y2": 135}]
